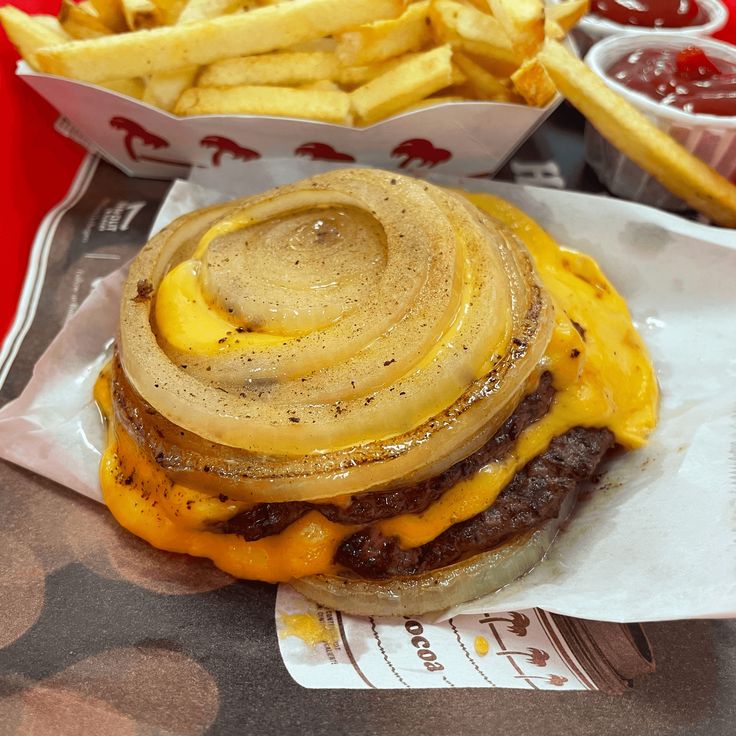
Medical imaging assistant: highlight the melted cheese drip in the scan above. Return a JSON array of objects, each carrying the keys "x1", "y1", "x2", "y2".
[
  {"x1": 156, "y1": 261, "x2": 290, "y2": 353},
  {"x1": 98, "y1": 194, "x2": 658, "y2": 583},
  {"x1": 278, "y1": 613, "x2": 338, "y2": 648}
]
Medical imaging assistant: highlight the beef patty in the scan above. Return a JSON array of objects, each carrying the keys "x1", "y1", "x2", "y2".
[
  {"x1": 334, "y1": 426, "x2": 614, "y2": 578},
  {"x1": 215, "y1": 371, "x2": 556, "y2": 540}
]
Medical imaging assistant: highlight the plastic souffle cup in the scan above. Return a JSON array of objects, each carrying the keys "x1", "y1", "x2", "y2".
[
  {"x1": 577, "y1": 0, "x2": 728, "y2": 46},
  {"x1": 584, "y1": 32, "x2": 736, "y2": 212}
]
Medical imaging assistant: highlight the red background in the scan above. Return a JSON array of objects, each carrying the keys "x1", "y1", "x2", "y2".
[{"x1": 1, "y1": 0, "x2": 735, "y2": 344}]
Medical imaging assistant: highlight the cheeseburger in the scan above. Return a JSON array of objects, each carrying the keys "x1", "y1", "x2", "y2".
[{"x1": 95, "y1": 169, "x2": 658, "y2": 615}]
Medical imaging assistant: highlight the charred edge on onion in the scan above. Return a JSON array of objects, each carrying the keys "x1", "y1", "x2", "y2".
[{"x1": 134, "y1": 279, "x2": 154, "y2": 303}]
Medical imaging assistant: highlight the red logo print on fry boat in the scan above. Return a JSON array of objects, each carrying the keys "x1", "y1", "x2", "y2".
[
  {"x1": 109, "y1": 117, "x2": 189, "y2": 167},
  {"x1": 478, "y1": 611, "x2": 530, "y2": 637},
  {"x1": 200, "y1": 136, "x2": 261, "y2": 166},
  {"x1": 294, "y1": 142, "x2": 356, "y2": 162},
  {"x1": 110, "y1": 117, "x2": 167, "y2": 160},
  {"x1": 391, "y1": 138, "x2": 452, "y2": 169},
  {"x1": 498, "y1": 647, "x2": 550, "y2": 667}
]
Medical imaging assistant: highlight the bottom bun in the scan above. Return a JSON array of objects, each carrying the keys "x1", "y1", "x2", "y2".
[{"x1": 291, "y1": 488, "x2": 579, "y2": 617}]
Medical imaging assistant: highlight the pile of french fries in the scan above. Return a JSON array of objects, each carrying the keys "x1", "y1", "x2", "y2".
[
  {"x1": 0, "y1": 0, "x2": 590, "y2": 124},
  {"x1": 3, "y1": 0, "x2": 736, "y2": 226}
]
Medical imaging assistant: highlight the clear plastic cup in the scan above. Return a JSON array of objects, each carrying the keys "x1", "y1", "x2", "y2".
[
  {"x1": 584, "y1": 33, "x2": 736, "y2": 211},
  {"x1": 578, "y1": 0, "x2": 728, "y2": 48}
]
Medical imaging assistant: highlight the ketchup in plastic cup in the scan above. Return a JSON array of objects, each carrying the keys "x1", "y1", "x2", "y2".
[
  {"x1": 607, "y1": 46, "x2": 736, "y2": 116},
  {"x1": 591, "y1": 0, "x2": 704, "y2": 28},
  {"x1": 578, "y1": 0, "x2": 727, "y2": 46},
  {"x1": 584, "y1": 33, "x2": 736, "y2": 213}
]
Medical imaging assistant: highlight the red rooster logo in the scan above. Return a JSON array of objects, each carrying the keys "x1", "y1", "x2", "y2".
[
  {"x1": 200, "y1": 136, "x2": 261, "y2": 166},
  {"x1": 391, "y1": 138, "x2": 452, "y2": 169},
  {"x1": 295, "y1": 142, "x2": 356, "y2": 162}
]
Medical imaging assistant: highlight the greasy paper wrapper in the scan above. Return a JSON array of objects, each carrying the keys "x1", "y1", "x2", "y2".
[
  {"x1": 18, "y1": 61, "x2": 556, "y2": 180},
  {"x1": 0, "y1": 160, "x2": 735, "y2": 627}
]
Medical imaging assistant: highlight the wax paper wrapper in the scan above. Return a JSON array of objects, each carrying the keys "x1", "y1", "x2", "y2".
[{"x1": 0, "y1": 159, "x2": 734, "y2": 632}]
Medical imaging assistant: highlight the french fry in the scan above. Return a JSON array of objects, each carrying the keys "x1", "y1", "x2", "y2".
[
  {"x1": 456, "y1": 0, "x2": 489, "y2": 9},
  {"x1": 543, "y1": 18, "x2": 566, "y2": 41},
  {"x1": 121, "y1": 0, "x2": 161, "y2": 30},
  {"x1": 300, "y1": 79, "x2": 341, "y2": 92},
  {"x1": 32, "y1": 14, "x2": 72, "y2": 39},
  {"x1": 143, "y1": 67, "x2": 198, "y2": 108},
  {"x1": 511, "y1": 56, "x2": 556, "y2": 107},
  {"x1": 98, "y1": 76, "x2": 146, "y2": 97},
  {"x1": 59, "y1": 0, "x2": 114, "y2": 39},
  {"x1": 335, "y1": 0, "x2": 431, "y2": 66},
  {"x1": 339, "y1": 55, "x2": 412, "y2": 86},
  {"x1": 0, "y1": 5, "x2": 138, "y2": 93},
  {"x1": 351, "y1": 44, "x2": 455, "y2": 124},
  {"x1": 545, "y1": 0, "x2": 590, "y2": 35},
  {"x1": 80, "y1": 0, "x2": 105, "y2": 18},
  {"x1": 450, "y1": 62, "x2": 466, "y2": 86},
  {"x1": 288, "y1": 37, "x2": 338, "y2": 53},
  {"x1": 78, "y1": 2, "x2": 102, "y2": 16},
  {"x1": 430, "y1": 1, "x2": 518, "y2": 70},
  {"x1": 453, "y1": 51, "x2": 518, "y2": 102},
  {"x1": 449, "y1": 42, "x2": 518, "y2": 77},
  {"x1": 177, "y1": 0, "x2": 242, "y2": 24},
  {"x1": 143, "y1": 0, "x2": 235, "y2": 112},
  {"x1": 199, "y1": 49, "x2": 409, "y2": 90},
  {"x1": 431, "y1": 1, "x2": 511, "y2": 52},
  {"x1": 199, "y1": 52, "x2": 342, "y2": 87},
  {"x1": 537, "y1": 39, "x2": 736, "y2": 228},
  {"x1": 487, "y1": 0, "x2": 544, "y2": 60},
  {"x1": 0, "y1": 6, "x2": 68, "y2": 67},
  {"x1": 89, "y1": 0, "x2": 127, "y2": 33},
  {"x1": 37, "y1": 0, "x2": 404, "y2": 83},
  {"x1": 149, "y1": 0, "x2": 187, "y2": 24},
  {"x1": 174, "y1": 84, "x2": 352, "y2": 123}
]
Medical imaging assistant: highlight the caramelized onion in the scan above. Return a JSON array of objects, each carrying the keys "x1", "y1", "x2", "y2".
[{"x1": 119, "y1": 169, "x2": 554, "y2": 502}]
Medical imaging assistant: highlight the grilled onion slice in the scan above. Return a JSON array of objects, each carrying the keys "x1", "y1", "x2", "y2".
[{"x1": 118, "y1": 169, "x2": 554, "y2": 502}]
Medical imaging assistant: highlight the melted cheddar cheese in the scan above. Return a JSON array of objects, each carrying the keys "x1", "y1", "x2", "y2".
[
  {"x1": 156, "y1": 260, "x2": 293, "y2": 353},
  {"x1": 98, "y1": 194, "x2": 658, "y2": 583},
  {"x1": 278, "y1": 613, "x2": 338, "y2": 647}
]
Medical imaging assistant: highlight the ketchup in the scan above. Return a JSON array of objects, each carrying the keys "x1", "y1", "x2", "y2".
[
  {"x1": 591, "y1": 0, "x2": 703, "y2": 28},
  {"x1": 607, "y1": 47, "x2": 736, "y2": 116}
]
